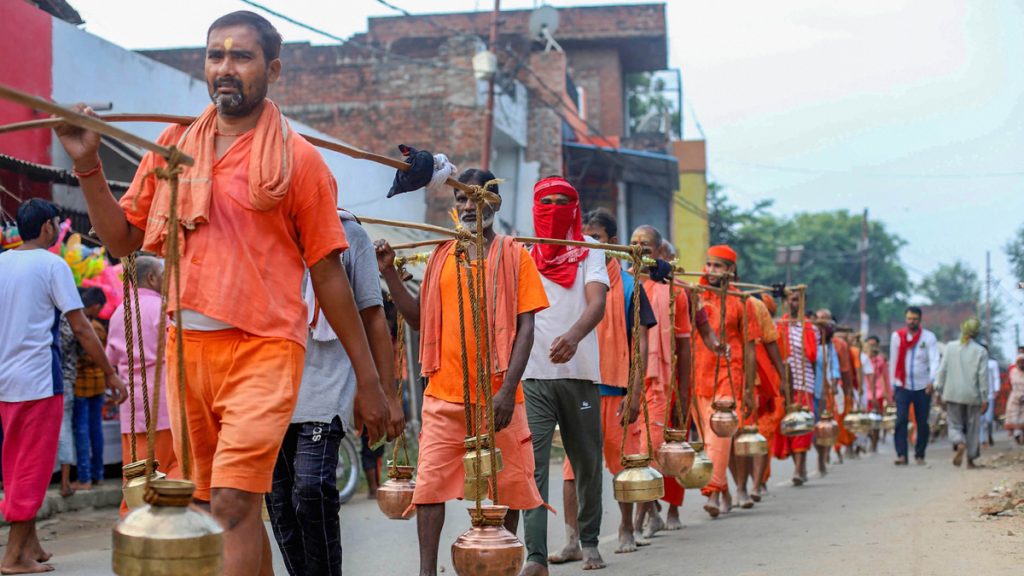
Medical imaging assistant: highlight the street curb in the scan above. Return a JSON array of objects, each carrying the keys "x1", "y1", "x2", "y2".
[{"x1": 1, "y1": 484, "x2": 122, "y2": 526}]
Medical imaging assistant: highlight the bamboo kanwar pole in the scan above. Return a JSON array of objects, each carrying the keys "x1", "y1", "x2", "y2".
[
  {"x1": 0, "y1": 86, "x2": 194, "y2": 165},
  {"x1": 0, "y1": 106, "x2": 496, "y2": 194},
  {"x1": 358, "y1": 216, "x2": 462, "y2": 238},
  {"x1": 388, "y1": 238, "x2": 450, "y2": 251}
]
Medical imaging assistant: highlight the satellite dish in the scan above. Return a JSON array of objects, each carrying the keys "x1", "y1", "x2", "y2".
[{"x1": 528, "y1": 5, "x2": 563, "y2": 53}]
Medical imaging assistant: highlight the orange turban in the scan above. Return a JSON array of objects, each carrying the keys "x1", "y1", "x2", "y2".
[{"x1": 707, "y1": 244, "x2": 737, "y2": 264}]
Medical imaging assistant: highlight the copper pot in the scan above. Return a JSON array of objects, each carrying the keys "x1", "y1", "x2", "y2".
[
  {"x1": 122, "y1": 460, "x2": 166, "y2": 512},
  {"x1": 678, "y1": 442, "x2": 713, "y2": 489},
  {"x1": 814, "y1": 410, "x2": 839, "y2": 447},
  {"x1": 733, "y1": 425, "x2": 768, "y2": 457},
  {"x1": 781, "y1": 404, "x2": 814, "y2": 436},
  {"x1": 463, "y1": 435, "x2": 503, "y2": 479},
  {"x1": 377, "y1": 465, "x2": 416, "y2": 520},
  {"x1": 113, "y1": 479, "x2": 224, "y2": 576},
  {"x1": 451, "y1": 505, "x2": 524, "y2": 576},
  {"x1": 613, "y1": 454, "x2": 665, "y2": 503},
  {"x1": 710, "y1": 399, "x2": 739, "y2": 438},
  {"x1": 656, "y1": 428, "x2": 695, "y2": 477}
]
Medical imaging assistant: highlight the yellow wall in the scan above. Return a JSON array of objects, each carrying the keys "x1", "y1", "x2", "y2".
[{"x1": 673, "y1": 172, "x2": 709, "y2": 273}]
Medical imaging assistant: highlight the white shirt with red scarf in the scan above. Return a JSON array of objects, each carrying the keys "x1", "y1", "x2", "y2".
[{"x1": 888, "y1": 328, "x2": 940, "y2": 392}]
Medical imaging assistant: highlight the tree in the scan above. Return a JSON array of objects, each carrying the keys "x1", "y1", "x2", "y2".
[
  {"x1": 1006, "y1": 224, "x2": 1024, "y2": 282},
  {"x1": 706, "y1": 183, "x2": 910, "y2": 326},
  {"x1": 918, "y1": 260, "x2": 1007, "y2": 359},
  {"x1": 918, "y1": 260, "x2": 980, "y2": 304}
]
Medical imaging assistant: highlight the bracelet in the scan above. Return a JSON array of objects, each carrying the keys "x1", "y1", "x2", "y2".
[{"x1": 73, "y1": 161, "x2": 103, "y2": 179}]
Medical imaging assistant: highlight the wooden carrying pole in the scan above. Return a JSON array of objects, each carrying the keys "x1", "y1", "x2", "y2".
[
  {"x1": 0, "y1": 86, "x2": 193, "y2": 165},
  {"x1": 0, "y1": 103, "x2": 499, "y2": 194}
]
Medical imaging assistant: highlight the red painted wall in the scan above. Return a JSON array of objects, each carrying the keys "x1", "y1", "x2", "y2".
[{"x1": 0, "y1": 0, "x2": 53, "y2": 212}]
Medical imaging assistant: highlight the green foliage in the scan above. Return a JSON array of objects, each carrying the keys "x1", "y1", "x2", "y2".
[
  {"x1": 1006, "y1": 224, "x2": 1024, "y2": 281},
  {"x1": 706, "y1": 183, "x2": 910, "y2": 326},
  {"x1": 625, "y1": 72, "x2": 678, "y2": 138},
  {"x1": 918, "y1": 260, "x2": 980, "y2": 304}
]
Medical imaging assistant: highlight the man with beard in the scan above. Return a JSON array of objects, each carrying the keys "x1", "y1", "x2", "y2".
[
  {"x1": 53, "y1": 12, "x2": 390, "y2": 575},
  {"x1": 692, "y1": 245, "x2": 760, "y2": 518},
  {"x1": 376, "y1": 169, "x2": 548, "y2": 576},
  {"x1": 521, "y1": 177, "x2": 609, "y2": 575},
  {"x1": 889, "y1": 306, "x2": 940, "y2": 465},
  {"x1": 629, "y1": 226, "x2": 724, "y2": 532}
]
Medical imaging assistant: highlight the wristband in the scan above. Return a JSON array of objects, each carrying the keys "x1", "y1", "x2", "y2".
[{"x1": 73, "y1": 161, "x2": 103, "y2": 179}]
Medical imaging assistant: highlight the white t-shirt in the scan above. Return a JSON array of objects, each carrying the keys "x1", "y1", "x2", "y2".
[
  {"x1": 0, "y1": 248, "x2": 84, "y2": 402},
  {"x1": 524, "y1": 239, "x2": 610, "y2": 383}
]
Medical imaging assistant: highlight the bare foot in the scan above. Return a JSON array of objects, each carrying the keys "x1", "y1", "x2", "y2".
[
  {"x1": 0, "y1": 559, "x2": 54, "y2": 574},
  {"x1": 548, "y1": 543, "x2": 582, "y2": 564},
  {"x1": 703, "y1": 495, "x2": 720, "y2": 518},
  {"x1": 738, "y1": 493, "x2": 754, "y2": 509},
  {"x1": 721, "y1": 490, "x2": 733, "y2": 514},
  {"x1": 792, "y1": 476, "x2": 804, "y2": 486},
  {"x1": 664, "y1": 511, "x2": 683, "y2": 531},
  {"x1": 615, "y1": 528, "x2": 637, "y2": 554},
  {"x1": 633, "y1": 531, "x2": 651, "y2": 547},
  {"x1": 953, "y1": 443, "x2": 965, "y2": 467},
  {"x1": 26, "y1": 543, "x2": 51, "y2": 564},
  {"x1": 69, "y1": 482, "x2": 92, "y2": 491},
  {"x1": 59, "y1": 485, "x2": 74, "y2": 498},
  {"x1": 641, "y1": 511, "x2": 665, "y2": 538},
  {"x1": 581, "y1": 547, "x2": 606, "y2": 571},
  {"x1": 519, "y1": 561, "x2": 549, "y2": 576},
  {"x1": 751, "y1": 485, "x2": 762, "y2": 502}
]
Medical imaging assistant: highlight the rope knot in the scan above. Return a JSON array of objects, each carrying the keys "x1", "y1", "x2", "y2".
[{"x1": 466, "y1": 178, "x2": 503, "y2": 210}]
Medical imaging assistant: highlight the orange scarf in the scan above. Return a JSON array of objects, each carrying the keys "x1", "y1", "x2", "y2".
[
  {"x1": 643, "y1": 279, "x2": 674, "y2": 390},
  {"x1": 141, "y1": 100, "x2": 295, "y2": 256},
  {"x1": 419, "y1": 236, "x2": 522, "y2": 377},
  {"x1": 596, "y1": 259, "x2": 629, "y2": 387}
]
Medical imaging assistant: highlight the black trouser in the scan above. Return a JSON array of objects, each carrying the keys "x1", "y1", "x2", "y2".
[
  {"x1": 266, "y1": 417, "x2": 345, "y2": 576},
  {"x1": 894, "y1": 387, "x2": 930, "y2": 459}
]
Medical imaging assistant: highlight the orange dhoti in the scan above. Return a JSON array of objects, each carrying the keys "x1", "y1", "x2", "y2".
[
  {"x1": 167, "y1": 328, "x2": 304, "y2": 501},
  {"x1": 772, "y1": 390, "x2": 814, "y2": 459},
  {"x1": 414, "y1": 396, "x2": 543, "y2": 510},
  {"x1": 633, "y1": 378, "x2": 686, "y2": 506},
  {"x1": 695, "y1": 394, "x2": 740, "y2": 497},
  {"x1": 563, "y1": 394, "x2": 638, "y2": 481},
  {"x1": 119, "y1": 430, "x2": 179, "y2": 515}
]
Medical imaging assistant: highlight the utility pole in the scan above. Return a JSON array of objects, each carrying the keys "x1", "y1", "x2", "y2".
[
  {"x1": 481, "y1": 0, "x2": 501, "y2": 171},
  {"x1": 986, "y1": 250, "x2": 992, "y2": 348},
  {"x1": 859, "y1": 209, "x2": 869, "y2": 336},
  {"x1": 1016, "y1": 324, "x2": 1020, "y2": 349}
]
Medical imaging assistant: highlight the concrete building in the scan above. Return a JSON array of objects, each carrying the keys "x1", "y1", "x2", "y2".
[{"x1": 144, "y1": 3, "x2": 699, "y2": 243}]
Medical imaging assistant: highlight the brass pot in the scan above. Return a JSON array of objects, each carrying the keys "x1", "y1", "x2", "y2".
[
  {"x1": 780, "y1": 404, "x2": 814, "y2": 436},
  {"x1": 814, "y1": 410, "x2": 839, "y2": 447},
  {"x1": 710, "y1": 399, "x2": 739, "y2": 438},
  {"x1": 733, "y1": 426, "x2": 768, "y2": 457},
  {"x1": 463, "y1": 436, "x2": 503, "y2": 479},
  {"x1": 377, "y1": 465, "x2": 416, "y2": 520},
  {"x1": 122, "y1": 460, "x2": 166, "y2": 512},
  {"x1": 867, "y1": 412, "x2": 883, "y2": 431},
  {"x1": 656, "y1": 428, "x2": 695, "y2": 477},
  {"x1": 463, "y1": 476, "x2": 490, "y2": 502},
  {"x1": 882, "y1": 405, "x2": 897, "y2": 432},
  {"x1": 678, "y1": 443, "x2": 712, "y2": 489},
  {"x1": 844, "y1": 410, "x2": 871, "y2": 434},
  {"x1": 112, "y1": 479, "x2": 223, "y2": 576},
  {"x1": 613, "y1": 454, "x2": 665, "y2": 503},
  {"x1": 451, "y1": 505, "x2": 524, "y2": 576}
]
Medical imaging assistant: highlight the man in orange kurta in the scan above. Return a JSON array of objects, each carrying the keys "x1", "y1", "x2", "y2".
[
  {"x1": 693, "y1": 245, "x2": 760, "y2": 518},
  {"x1": 377, "y1": 170, "x2": 549, "y2": 576},
  {"x1": 630, "y1": 227, "x2": 720, "y2": 535},
  {"x1": 55, "y1": 12, "x2": 392, "y2": 575}
]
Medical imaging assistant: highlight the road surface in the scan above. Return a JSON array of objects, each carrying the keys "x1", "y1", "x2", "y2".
[{"x1": 7, "y1": 435, "x2": 1022, "y2": 575}]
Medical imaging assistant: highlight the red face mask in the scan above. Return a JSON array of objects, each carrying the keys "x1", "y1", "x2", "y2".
[{"x1": 531, "y1": 177, "x2": 588, "y2": 288}]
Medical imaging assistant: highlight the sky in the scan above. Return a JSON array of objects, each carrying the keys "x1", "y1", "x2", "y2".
[{"x1": 63, "y1": 0, "x2": 1024, "y2": 357}]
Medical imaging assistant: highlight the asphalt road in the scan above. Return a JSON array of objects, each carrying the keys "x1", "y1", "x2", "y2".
[{"x1": 12, "y1": 435, "x2": 1024, "y2": 576}]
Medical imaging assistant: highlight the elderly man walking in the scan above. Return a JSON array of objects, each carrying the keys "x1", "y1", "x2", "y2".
[{"x1": 935, "y1": 318, "x2": 990, "y2": 468}]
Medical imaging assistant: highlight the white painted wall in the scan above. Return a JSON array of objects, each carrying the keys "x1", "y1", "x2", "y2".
[{"x1": 48, "y1": 16, "x2": 416, "y2": 221}]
